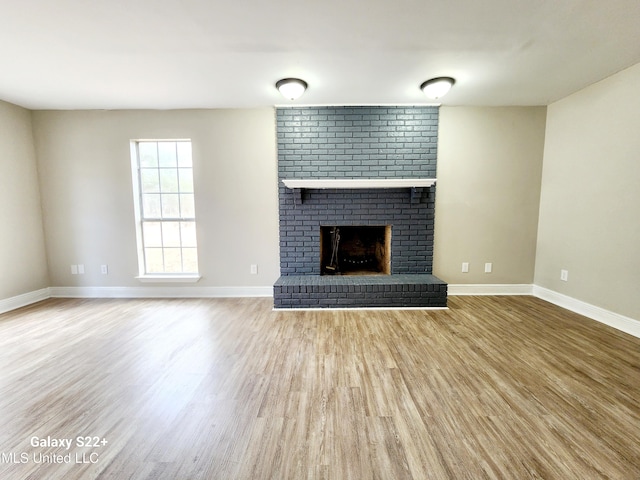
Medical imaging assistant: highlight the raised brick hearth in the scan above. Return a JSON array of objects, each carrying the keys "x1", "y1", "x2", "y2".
[
  {"x1": 273, "y1": 106, "x2": 447, "y2": 308},
  {"x1": 274, "y1": 274, "x2": 447, "y2": 308}
]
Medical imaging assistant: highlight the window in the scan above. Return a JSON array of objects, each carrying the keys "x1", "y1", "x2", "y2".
[{"x1": 130, "y1": 140, "x2": 199, "y2": 279}]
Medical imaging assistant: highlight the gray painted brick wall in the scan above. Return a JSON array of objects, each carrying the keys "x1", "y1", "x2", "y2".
[
  {"x1": 277, "y1": 106, "x2": 439, "y2": 276},
  {"x1": 277, "y1": 106, "x2": 438, "y2": 179}
]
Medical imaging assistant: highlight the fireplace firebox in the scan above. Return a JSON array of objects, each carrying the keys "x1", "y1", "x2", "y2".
[{"x1": 320, "y1": 226, "x2": 391, "y2": 275}]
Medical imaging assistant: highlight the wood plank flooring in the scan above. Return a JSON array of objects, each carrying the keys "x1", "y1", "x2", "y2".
[{"x1": 0, "y1": 295, "x2": 638, "y2": 479}]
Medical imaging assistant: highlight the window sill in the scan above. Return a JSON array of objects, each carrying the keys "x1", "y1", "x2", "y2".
[{"x1": 136, "y1": 275, "x2": 201, "y2": 283}]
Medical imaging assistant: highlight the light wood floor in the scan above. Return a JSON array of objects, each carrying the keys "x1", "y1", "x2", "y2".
[{"x1": 0, "y1": 296, "x2": 639, "y2": 479}]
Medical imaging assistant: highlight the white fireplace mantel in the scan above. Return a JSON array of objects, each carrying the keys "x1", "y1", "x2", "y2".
[
  {"x1": 281, "y1": 178, "x2": 436, "y2": 205},
  {"x1": 282, "y1": 178, "x2": 436, "y2": 190}
]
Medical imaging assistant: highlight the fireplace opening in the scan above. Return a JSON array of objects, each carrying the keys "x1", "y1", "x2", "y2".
[{"x1": 320, "y1": 225, "x2": 391, "y2": 275}]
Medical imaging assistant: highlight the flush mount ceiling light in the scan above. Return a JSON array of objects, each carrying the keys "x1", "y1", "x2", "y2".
[
  {"x1": 276, "y1": 78, "x2": 308, "y2": 100},
  {"x1": 420, "y1": 77, "x2": 456, "y2": 99}
]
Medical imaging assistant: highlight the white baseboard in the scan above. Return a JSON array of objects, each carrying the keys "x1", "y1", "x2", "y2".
[
  {"x1": 532, "y1": 286, "x2": 640, "y2": 339},
  {"x1": 448, "y1": 284, "x2": 533, "y2": 295},
  {"x1": 48, "y1": 285, "x2": 273, "y2": 299},
  {"x1": 4, "y1": 284, "x2": 638, "y2": 340},
  {"x1": 0, "y1": 288, "x2": 51, "y2": 315}
]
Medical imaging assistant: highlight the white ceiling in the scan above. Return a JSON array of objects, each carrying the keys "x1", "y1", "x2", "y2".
[{"x1": 1, "y1": 0, "x2": 639, "y2": 110}]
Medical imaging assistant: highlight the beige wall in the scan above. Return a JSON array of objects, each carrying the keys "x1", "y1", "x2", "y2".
[
  {"x1": 29, "y1": 106, "x2": 548, "y2": 294},
  {"x1": 32, "y1": 109, "x2": 280, "y2": 289},
  {"x1": 434, "y1": 107, "x2": 546, "y2": 284},
  {"x1": 0, "y1": 101, "x2": 49, "y2": 298},
  {"x1": 535, "y1": 63, "x2": 640, "y2": 320},
  {"x1": 7, "y1": 75, "x2": 637, "y2": 323}
]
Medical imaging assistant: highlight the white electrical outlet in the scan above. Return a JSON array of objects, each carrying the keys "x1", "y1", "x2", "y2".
[
  {"x1": 77, "y1": 264, "x2": 85, "y2": 275},
  {"x1": 560, "y1": 269, "x2": 569, "y2": 281},
  {"x1": 461, "y1": 262, "x2": 469, "y2": 273},
  {"x1": 250, "y1": 264, "x2": 258, "y2": 275},
  {"x1": 485, "y1": 262, "x2": 492, "y2": 273},
  {"x1": 101, "y1": 265, "x2": 109, "y2": 275},
  {"x1": 71, "y1": 265, "x2": 78, "y2": 275}
]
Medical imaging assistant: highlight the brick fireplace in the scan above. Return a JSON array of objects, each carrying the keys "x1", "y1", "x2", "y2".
[{"x1": 273, "y1": 106, "x2": 447, "y2": 308}]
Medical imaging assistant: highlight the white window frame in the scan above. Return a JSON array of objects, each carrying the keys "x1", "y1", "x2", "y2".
[{"x1": 130, "y1": 139, "x2": 201, "y2": 282}]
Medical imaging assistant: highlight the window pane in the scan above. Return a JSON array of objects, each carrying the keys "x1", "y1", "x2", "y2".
[
  {"x1": 133, "y1": 140, "x2": 198, "y2": 276},
  {"x1": 145, "y1": 248, "x2": 164, "y2": 273},
  {"x1": 158, "y1": 142, "x2": 177, "y2": 167},
  {"x1": 160, "y1": 168, "x2": 179, "y2": 192},
  {"x1": 182, "y1": 248, "x2": 198, "y2": 273},
  {"x1": 142, "y1": 222, "x2": 163, "y2": 247},
  {"x1": 180, "y1": 194, "x2": 195, "y2": 218},
  {"x1": 140, "y1": 169, "x2": 160, "y2": 193},
  {"x1": 177, "y1": 142, "x2": 192, "y2": 167},
  {"x1": 178, "y1": 168, "x2": 194, "y2": 192},
  {"x1": 142, "y1": 194, "x2": 161, "y2": 218},
  {"x1": 181, "y1": 221, "x2": 197, "y2": 247},
  {"x1": 162, "y1": 222, "x2": 181, "y2": 247},
  {"x1": 161, "y1": 194, "x2": 180, "y2": 218},
  {"x1": 139, "y1": 143, "x2": 158, "y2": 167},
  {"x1": 163, "y1": 248, "x2": 183, "y2": 273}
]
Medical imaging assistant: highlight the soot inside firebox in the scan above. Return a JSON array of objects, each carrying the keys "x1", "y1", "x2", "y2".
[{"x1": 320, "y1": 225, "x2": 391, "y2": 275}]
